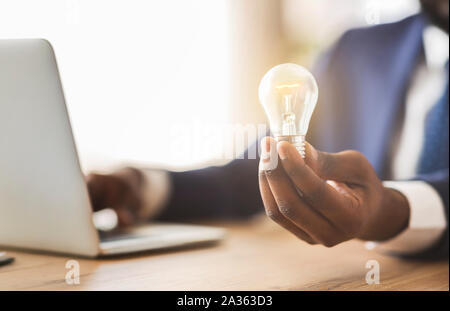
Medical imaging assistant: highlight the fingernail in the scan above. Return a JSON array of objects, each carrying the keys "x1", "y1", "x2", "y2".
[
  {"x1": 259, "y1": 137, "x2": 279, "y2": 171},
  {"x1": 277, "y1": 142, "x2": 288, "y2": 160},
  {"x1": 259, "y1": 158, "x2": 277, "y2": 171},
  {"x1": 260, "y1": 138, "x2": 270, "y2": 161},
  {"x1": 261, "y1": 150, "x2": 270, "y2": 161},
  {"x1": 259, "y1": 160, "x2": 270, "y2": 172}
]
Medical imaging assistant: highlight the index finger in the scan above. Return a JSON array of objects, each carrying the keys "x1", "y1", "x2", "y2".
[{"x1": 277, "y1": 141, "x2": 358, "y2": 231}]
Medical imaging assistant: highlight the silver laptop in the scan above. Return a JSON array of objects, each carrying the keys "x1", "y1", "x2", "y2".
[{"x1": 0, "y1": 39, "x2": 225, "y2": 257}]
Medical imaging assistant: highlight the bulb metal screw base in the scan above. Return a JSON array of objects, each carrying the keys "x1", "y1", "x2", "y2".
[{"x1": 275, "y1": 135, "x2": 306, "y2": 158}]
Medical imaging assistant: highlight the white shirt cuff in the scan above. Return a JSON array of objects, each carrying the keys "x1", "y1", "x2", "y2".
[
  {"x1": 366, "y1": 181, "x2": 447, "y2": 255},
  {"x1": 138, "y1": 169, "x2": 171, "y2": 221}
]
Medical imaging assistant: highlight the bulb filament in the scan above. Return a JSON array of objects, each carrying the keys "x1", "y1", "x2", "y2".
[
  {"x1": 281, "y1": 94, "x2": 296, "y2": 136},
  {"x1": 276, "y1": 83, "x2": 301, "y2": 136}
]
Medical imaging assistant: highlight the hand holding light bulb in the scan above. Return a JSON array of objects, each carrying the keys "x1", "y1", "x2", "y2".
[{"x1": 258, "y1": 64, "x2": 411, "y2": 247}]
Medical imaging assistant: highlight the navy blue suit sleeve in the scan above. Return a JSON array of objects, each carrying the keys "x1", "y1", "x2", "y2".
[{"x1": 155, "y1": 141, "x2": 263, "y2": 221}]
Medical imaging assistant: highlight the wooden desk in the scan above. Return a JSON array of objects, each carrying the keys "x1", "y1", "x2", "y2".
[{"x1": 1, "y1": 219, "x2": 448, "y2": 290}]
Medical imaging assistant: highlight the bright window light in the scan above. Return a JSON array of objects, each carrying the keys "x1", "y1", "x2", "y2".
[{"x1": 0, "y1": 0, "x2": 229, "y2": 171}]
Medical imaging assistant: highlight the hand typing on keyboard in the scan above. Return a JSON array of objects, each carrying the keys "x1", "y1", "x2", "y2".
[{"x1": 87, "y1": 167, "x2": 148, "y2": 227}]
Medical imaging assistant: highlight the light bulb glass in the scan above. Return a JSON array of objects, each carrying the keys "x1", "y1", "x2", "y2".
[{"x1": 258, "y1": 63, "x2": 318, "y2": 157}]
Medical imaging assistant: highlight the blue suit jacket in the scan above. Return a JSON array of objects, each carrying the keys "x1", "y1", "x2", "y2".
[{"x1": 157, "y1": 14, "x2": 449, "y2": 258}]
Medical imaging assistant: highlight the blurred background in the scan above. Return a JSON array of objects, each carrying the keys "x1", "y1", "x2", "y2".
[{"x1": 0, "y1": 0, "x2": 420, "y2": 171}]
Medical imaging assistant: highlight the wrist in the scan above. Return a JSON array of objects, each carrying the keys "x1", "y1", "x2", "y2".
[
  {"x1": 358, "y1": 187, "x2": 410, "y2": 241},
  {"x1": 138, "y1": 169, "x2": 171, "y2": 221},
  {"x1": 384, "y1": 187, "x2": 410, "y2": 236}
]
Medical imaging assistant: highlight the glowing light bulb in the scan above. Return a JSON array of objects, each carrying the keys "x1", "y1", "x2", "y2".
[{"x1": 258, "y1": 63, "x2": 318, "y2": 158}]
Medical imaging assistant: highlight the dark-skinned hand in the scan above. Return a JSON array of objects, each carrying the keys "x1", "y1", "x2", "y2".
[
  {"x1": 259, "y1": 137, "x2": 410, "y2": 247},
  {"x1": 86, "y1": 167, "x2": 145, "y2": 227}
]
